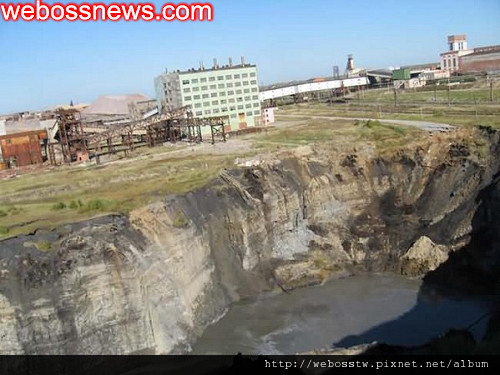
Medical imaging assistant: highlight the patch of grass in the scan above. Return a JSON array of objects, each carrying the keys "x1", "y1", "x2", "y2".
[
  {"x1": 382, "y1": 123, "x2": 407, "y2": 135},
  {"x1": 0, "y1": 226, "x2": 9, "y2": 235},
  {"x1": 0, "y1": 152, "x2": 236, "y2": 236},
  {"x1": 86, "y1": 199, "x2": 105, "y2": 211},
  {"x1": 355, "y1": 119, "x2": 420, "y2": 154},
  {"x1": 310, "y1": 251, "x2": 343, "y2": 274},
  {"x1": 0, "y1": 210, "x2": 6, "y2": 217},
  {"x1": 362, "y1": 120, "x2": 407, "y2": 135},
  {"x1": 472, "y1": 138, "x2": 490, "y2": 159},
  {"x1": 252, "y1": 118, "x2": 352, "y2": 148},
  {"x1": 51, "y1": 202, "x2": 66, "y2": 211},
  {"x1": 76, "y1": 199, "x2": 120, "y2": 213},
  {"x1": 36, "y1": 240, "x2": 52, "y2": 251},
  {"x1": 7, "y1": 206, "x2": 23, "y2": 215},
  {"x1": 364, "y1": 120, "x2": 379, "y2": 129},
  {"x1": 0, "y1": 153, "x2": 239, "y2": 238},
  {"x1": 172, "y1": 209, "x2": 189, "y2": 228},
  {"x1": 23, "y1": 240, "x2": 52, "y2": 251},
  {"x1": 312, "y1": 257, "x2": 331, "y2": 269}
]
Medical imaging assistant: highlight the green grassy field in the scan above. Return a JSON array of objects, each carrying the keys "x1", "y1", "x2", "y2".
[
  {"x1": 278, "y1": 102, "x2": 500, "y2": 129},
  {"x1": 0, "y1": 152, "x2": 238, "y2": 238},
  {"x1": 356, "y1": 84, "x2": 500, "y2": 104},
  {"x1": 252, "y1": 117, "x2": 422, "y2": 154},
  {"x1": 322, "y1": 79, "x2": 500, "y2": 128},
  {"x1": 264, "y1": 79, "x2": 493, "y2": 128}
]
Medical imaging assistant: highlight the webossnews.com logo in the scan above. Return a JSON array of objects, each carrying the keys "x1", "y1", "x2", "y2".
[{"x1": 0, "y1": 0, "x2": 214, "y2": 21}]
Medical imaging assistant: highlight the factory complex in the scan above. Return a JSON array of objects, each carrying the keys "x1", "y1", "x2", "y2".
[{"x1": 0, "y1": 34, "x2": 499, "y2": 171}]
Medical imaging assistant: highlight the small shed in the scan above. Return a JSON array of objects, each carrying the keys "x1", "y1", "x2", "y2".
[
  {"x1": 0, "y1": 129, "x2": 48, "y2": 168},
  {"x1": 392, "y1": 68, "x2": 411, "y2": 81}
]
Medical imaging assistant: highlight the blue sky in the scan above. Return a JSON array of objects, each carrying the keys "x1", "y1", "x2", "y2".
[{"x1": 0, "y1": 0, "x2": 499, "y2": 113}]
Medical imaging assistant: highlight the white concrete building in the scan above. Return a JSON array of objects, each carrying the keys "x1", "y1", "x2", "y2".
[
  {"x1": 262, "y1": 107, "x2": 276, "y2": 125},
  {"x1": 155, "y1": 58, "x2": 261, "y2": 133},
  {"x1": 420, "y1": 69, "x2": 451, "y2": 81}
]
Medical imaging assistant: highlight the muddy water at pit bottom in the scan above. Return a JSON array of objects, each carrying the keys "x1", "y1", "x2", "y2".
[{"x1": 190, "y1": 274, "x2": 492, "y2": 354}]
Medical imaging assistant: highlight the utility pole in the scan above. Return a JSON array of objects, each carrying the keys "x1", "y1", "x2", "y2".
[{"x1": 490, "y1": 79, "x2": 494, "y2": 102}]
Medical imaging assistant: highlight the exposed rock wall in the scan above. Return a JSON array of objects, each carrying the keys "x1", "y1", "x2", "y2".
[{"x1": 0, "y1": 127, "x2": 498, "y2": 354}]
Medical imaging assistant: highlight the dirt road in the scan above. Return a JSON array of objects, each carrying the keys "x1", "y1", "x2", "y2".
[{"x1": 278, "y1": 114, "x2": 454, "y2": 132}]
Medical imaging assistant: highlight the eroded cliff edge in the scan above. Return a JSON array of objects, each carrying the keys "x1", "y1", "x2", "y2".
[{"x1": 0, "y1": 126, "x2": 499, "y2": 354}]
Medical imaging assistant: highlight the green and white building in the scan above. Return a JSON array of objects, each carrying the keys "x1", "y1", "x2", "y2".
[{"x1": 154, "y1": 58, "x2": 261, "y2": 133}]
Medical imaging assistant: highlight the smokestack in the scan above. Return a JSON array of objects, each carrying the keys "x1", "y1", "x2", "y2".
[
  {"x1": 213, "y1": 58, "x2": 218, "y2": 69},
  {"x1": 346, "y1": 54, "x2": 354, "y2": 72},
  {"x1": 241, "y1": 56, "x2": 245, "y2": 66},
  {"x1": 229, "y1": 57, "x2": 233, "y2": 67}
]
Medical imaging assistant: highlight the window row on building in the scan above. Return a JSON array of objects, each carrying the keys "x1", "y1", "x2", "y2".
[
  {"x1": 184, "y1": 94, "x2": 260, "y2": 102},
  {"x1": 181, "y1": 72, "x2": 256, "y2": 85},
  {"x1": 193, "y1": 109, "x2": 261, "y2": 118},
  {"x1": 442, "y1": 58, "x2": 457, "y2": 69},
  {"x1": 182, "y1": 82, "x2": 258, "y2": 93},
  {"x1": 190, "y1": 101, "x2": 260, "y2": 110}
]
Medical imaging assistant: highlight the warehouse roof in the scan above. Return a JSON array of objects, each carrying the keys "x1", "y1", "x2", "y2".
[{"x1": 465, "y1": 45, "x2": 500, "y2": 57}]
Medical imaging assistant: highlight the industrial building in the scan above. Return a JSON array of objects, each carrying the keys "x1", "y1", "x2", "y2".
[
  {"x1": 259, "y1": 76, "x2": 369, "y2": 103},
  {"x1": 258, "y1": 55, "x2": 370, "y2": 104},
  {"x1": 0, "y1": 129, "x2": 48, "y2": 169},
  {"x1": 391, "y1": 63, "x2": 449, "y2": 89},
  {"x1": 366, "y1": 69, "x2": 393, "y2": 86},
  {"x1": 440, "y1": 35, "x2": 473, "y2": 72},
  {"x1": 261, "y1": 107, "x2": 276, "y2": 125},
  {"x1": 155, "y1": 58, "x2": 261, "y2": 132},
  {"x1": 0, "y1": 117, "x2": 58, "y2": 169},
  {"x1": 459, "y1": 45, "x2": 500, "y2": 74},
  {"x1": 440, "y1": 35, "x2": 500, "y2": 74}
]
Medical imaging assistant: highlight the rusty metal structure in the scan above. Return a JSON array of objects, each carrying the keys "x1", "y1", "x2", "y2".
[
  {"x1": 210, "y1": 123, "x2": 226, "y2": 144},
  {"x1": 0, "y1": 129, "x2": 48, "y2": 168},
  {"x1": 55, "y1": 108, "x2": 88, "y2": 163},
  {"x1": 52, "y1": 106, "x2": 227, "y2": 165}
]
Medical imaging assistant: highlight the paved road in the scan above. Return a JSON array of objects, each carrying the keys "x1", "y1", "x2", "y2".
[{"x1": 279, "y1": 114, "x2": 455, "y2": 132}]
